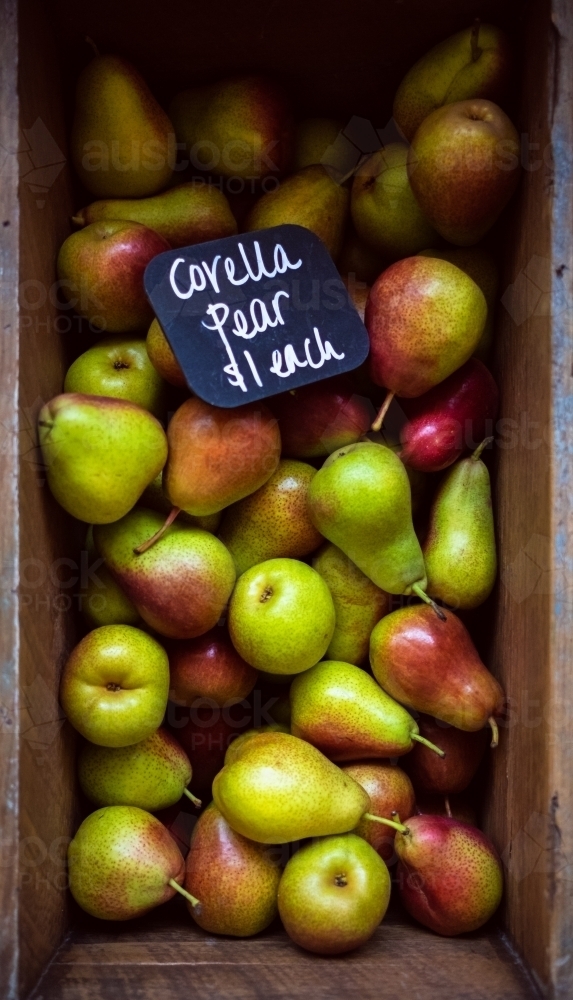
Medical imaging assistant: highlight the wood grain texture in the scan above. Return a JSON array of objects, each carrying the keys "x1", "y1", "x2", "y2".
[
  {"x1": 31, "y1": 905, "x2": 539, "y2": 1000},
  {"x1": 0, "y1": 0, "x2": 21, "y2": 997}
]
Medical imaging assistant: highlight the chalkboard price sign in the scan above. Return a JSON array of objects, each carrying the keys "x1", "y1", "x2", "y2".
[{"x1": 144, "y1": 224, "x2": 370, "y2": 408}]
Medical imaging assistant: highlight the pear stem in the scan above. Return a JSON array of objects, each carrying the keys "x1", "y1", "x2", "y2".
[
  {"x1": 444, "y1": 796, "x2": 452, "y2": 818},
  {"x1": 86, "y1": 36, "x2": 101, "y2": 58},
  {"x1": 168, "y1": 878, "x2": 201, "y2": 911},
  {"x1": 411, "y1": 732, "x2": 446, "y2": 757},
  {"x1": 472, "y1": 436, "x2": 494, "y2": 462},
  {"x1": 71, "y1": 213, "x2": 84, "y2": 226},
  {"x1": 411, "y1": 583, "x2": 447, "y2": 622},
  {"x1": 364, "y1": 812, "x2": 409, "y2": 834},
  {"x1": 371, "y1": 391, "x2": 395, "y2": 432},
  {"x1": 183, "y1": 788, "x2": 202, "y2": 808},
  {"x1": 470, "y1": 18, "x2": 482, "y2": 62},
  {"x1": 489, "y1": 716, "x2": 499, "y2": 748},
  {"x1": 134, "y1": 506, "x2": 181, "y2": 555}
]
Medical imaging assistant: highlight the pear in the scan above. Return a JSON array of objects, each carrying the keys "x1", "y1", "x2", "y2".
[
  {"x1": 366, "y1": 256, "x2": 487, "y2": 401},
  {"x1": 228, "y1": 558, "x2": 335, "y2": 675},
  {"x1": 38, "y1": 394, "x2": 167, "y2": 524},
  {"x1": 403, "y1": 714, "x2": 489, "y2": 795},
  {"x1": 290, "y1": 660, "x2": 439, "y2": 760},
  {"x1": 308, "y1": 442, "x2": 428, "y2": 597},
  {"x1": 393, "y1": 23, "x2": 511, "y2": 141},
  {"x1": 418, "y1": 247, "x2": 499, "y2": 361},
  {"x1": 278, "y1": 833, "x2": 390, "y2": 955},
  {"x1": 57, "y1": 221, "x2": 170, "y2": 333},
  {"x1": 370, "y1": 604, "x2": 504, "y2": 739},
  {"x1": 73, "y1": 181, "x2": 237, "y2": 249},
  {"x1": 268, "y1": 376, "x2": 371, "y2": 459},
  {"x1": 424, "y1": 441, "x2": 497, "y2": 608},
  {"x1": 394, "y1": 814, "x2": 503, "y2": 935},
  {"x1": 351, "y1": 144, "x2": 437, "y2": 259},
  {"x1": 64, "y1": 337, "x2": 166, "y2": 417},
  {"x1": 224, "y1": 724, "x2": 290, "y2": 766},
  {"x1": 408, "y1": 99, "x2": 520, "y2": 246},
  {"x1": 168, "y1": 627, "x2": 258, "y2": 707},
  {"x1": 60, "y1": 625, "x2": 170, "y2": 748},
  {"x1": 81, "y1": 526, "x2": 141, "y2": 627},
  {"x1": 146, "y1": 319, "x2": 186, "y2": 387},
  {"x1": 313, "y1": 543, "x2": 389, "y2": 664},
  {"x1": 139, "y1": 472, "x2": 221, "y2": 534},
  {"x1": 338, "y1": 231, "x2": 386, "y2": 285},
  {"x1": 293, "y1": 117, "x2": 343, "y2": 170},
  {"x1": 212, "y1": 731, "x2": 370, "y2": 843},
  {"x1": 184, "y1": 803, "x2": 281, "y2": 936},
  {"x1": 341, "y1": 762, "x2": 415, "y2": 861},
  {"x1": 218, "y1": 459, "x2": 323, "y2": 575},
  {"x1": 170, "y1": 75, "x2": 293, "y2": 180},
  {"x1": 71, "y1": 55, "x2": 174, "y2": 198},
  {"x1": 78, "y1": 727, "x2": 200, "y2": 811},
  {"x1": 94, "y1": 508, "x2": 236, "y2": 639},
  {"x1": 164, "y1": 397, "x2": 281, "y2": 517},
  {"x1": 173, "y1": 705, "x2": 252, "y2": 798},
  {"x1": 67, "y1": 805, "x2": 199, "y2": 920},
  {"x1": 245, "y1": 165, "x2": 349, "y2": 260}
]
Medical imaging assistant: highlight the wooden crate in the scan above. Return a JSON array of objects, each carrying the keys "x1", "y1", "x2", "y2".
[{"x1": 1, "y1": 0, "x2": 572, "y2": 995}]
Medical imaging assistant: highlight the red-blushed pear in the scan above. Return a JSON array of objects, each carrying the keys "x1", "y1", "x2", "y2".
[
  {"x1": 218, "y1": 459, "x2": 323, "y2": 575},
  {"x1": 399, "y1": 358, "x2": 499, "y2": 473},
  {"x1": 341, "y1": 762, "x2": 416, "y2": 861},
  {"x1": 67, "y1": 805, "x2": 201, "y2": 920},
  {"x1": 94, "y1": 508, "x2": 236, "y2": 639},
  {"x1": 184, "y1": 803, "x2": 281, "y2": 936},
  {"x1": 38, "y1": 393, "x2": 167, "y2": 524},
  {"x1": 78, "y1": 727, "x2": 201, "y2": 811},
  {"x1": 370, "y1": 604, "x2": 504, "y2": 744},
  {"x1": 278, "y1": 834, "x2": 391, "y2": 955},
  {"x1": 164, "y1": 397, "x2": 281, "y2": 518},
  {"x1": 290, "y1": 660, "x2": 444, "y2": 760},
  {"x1": 268, "y1": 375, "x2": 371, "y2": 459},
  {"x1": 146, "y1": 318, "x2": 186, "y2": 387},
  {"x1": 57, "y1": 221, "x2": 170, "y2": 333},
  {"x1": 365, "y1": 256, "x2": 487, "y2": 430},
  {"x1": 172, "y1": 705, "x2": 252, "y2": 798},
  {"x1": 60, "y1": 625, "x2": 170, "y2": 748},
  {"x1": 71, "y1": 54, "x2": 174, "y2": 198},
  {"x1": 139, "y1": 472, "x2": 221, "y2": 534},
  {"x1": 394, "y1": 814, "x2": 503, "y2": 935},
  {"x1": 393, "y1": 22, "x2": 511, "y2": 141},
  {"x1": 408, "y1": 99, "x2": 520, "y2": 246},
  {"x1": 168, "y1": 628, "x2": 258, "y2": 707},
  {"x1": 403, "y1": 714, "x2": 489, "y2": 795}
]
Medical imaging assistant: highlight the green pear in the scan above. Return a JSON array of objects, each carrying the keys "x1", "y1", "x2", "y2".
[
  {"x1": 212, "y1": 731, "x2": 370, "y2": 843},
  {"x1": 170, "y1": 75, "x2": 292, "y2": 180},
  {"x1": 94, "y1": 508, "x2": 236, "y2": 639},
  {"x1": 293, "y1": 117, "x2": 343, "y2": 170},
  {"x1": 68, "y1": 805, "x2": 196, "y2": 920},
  {"x1": 246, "y1": 165, "x2": 349, "y2": 259},
  {"x1": 313, "y1": 543, "x2": 389, "y2": 664},
  {"x1": 228, "y1": 557, "x2": 335, "y2": 675},
  {"x1": 81, "y1": 526, "x2": 141, "y2": 627},
  {"x1": 71, "y1": 55, "x2": 174, "y2": 198},
  {"x1": 224, "y1": 724, "x2": 290, "y2": 766},
  {"x1": 290, "y1": 660, "x2": 430, "y2": 759},
  {"x1": 393, "y1": 23, "x2": 511, "y2": 140},
  {"x1": 184, "y1": 803, "x2": 281, "y2": 936},
  {"x1": 64, "y1": 338, "x2": 166, "y2": 417},
  {"x1": 60, "y1": 625, "x2": 169, "y2": 747},
  {"x1": 424, "y1": 441, "x2": 497, "y2": 609},
  {"x1": 78, "y1": 727, "x2": 199, "y2": 811},
  {"x1": 218, "y1": 460, "x2": 323, "y2": 575},
  {"x1": 140, "y1": 472, "x2": 221, "y2": 534},
  {"x1": 351, "y1": 144, "x2": 437, "y2": 259},
  {"x1": 277, "y1": 833, "x2": 390, "y2": 954},
  {"x1": 309, "y1": 442, "x2": 427, "y2": 597},
  {"x1": 38, "y1": 393, "x2": 167, "y2": 524},
  {"x1": 73, "y1": 181, "x2": 237, "y2": 249},
  {"x1": 418, "y1": 247, "x2": 499, "y2": 361}
]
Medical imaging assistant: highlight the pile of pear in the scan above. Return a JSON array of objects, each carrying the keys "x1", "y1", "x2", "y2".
[{"x1": 44, "y1": 20, "x2": 516, "y2": 956}]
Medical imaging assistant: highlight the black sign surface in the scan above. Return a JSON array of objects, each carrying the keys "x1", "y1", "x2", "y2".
[{"x1": 144, "y1": 224, "x2": 370, "y2": 408}]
